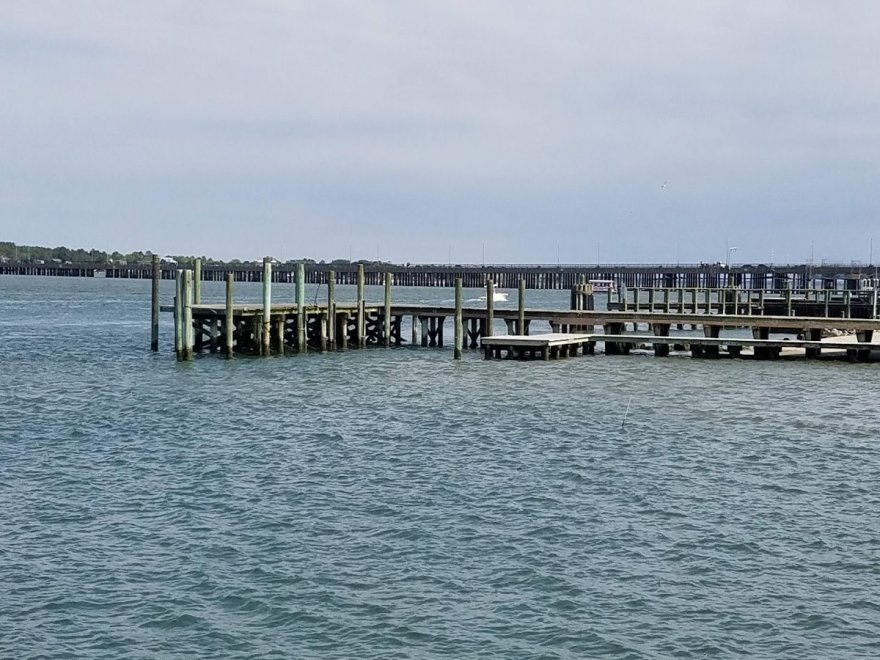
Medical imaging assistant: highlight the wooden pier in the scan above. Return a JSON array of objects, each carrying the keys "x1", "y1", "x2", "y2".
[
  {"x1": 6, "y1": 257, "x2": 880, "y2": 292},
  {"x1": 155, "y1": 261, "x2": 880, "y2": 365}
]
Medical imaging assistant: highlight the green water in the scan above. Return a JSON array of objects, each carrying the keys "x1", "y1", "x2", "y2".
[{"x1": 1, "y1": 276, "x2": 879, "y2": 658}]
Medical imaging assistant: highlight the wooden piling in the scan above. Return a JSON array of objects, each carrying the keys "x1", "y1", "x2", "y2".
[
  {"x1": 357, "y1": 263, "x2": 366, "y2": 348},
  {"x1": 193, "y1": 257, "x2": 202, "y2": 305},
  {"x1": 262, "y1": 257, "x2": 272, "y2": 356},
  {"x1": 151, "y1": 254, "x2": 160, "y2": 351},
  {"x1": 225, "y1": 273, "x2": 234, "y2": 358},
  {"x1": 297, "y1": 262, "x2": 306, "y2": 352},
  {"x1": 486, "y1": 278, "x2": 495, "y2": 337},
  {"x1": 384, "y1": 272, "x2": 393, "y2": 348},
  {"x1": 277, "y1": 314, "x2": 286, "y2": 354},
  {"x1": 183, "y1": 269, "x2": 194, "y2": 361},
  {"x1": 174, "y1": 270, "x2": 184, "y2": 361},
  {"x1": 454, "y1": 277, "x2": 463, "y2": 360},
  {"x1": 518, "y1": 278, "x2": 526, "y2": 335},
  {"x1": 327, "y1": 270, "x2": 336, "y2": 350}
]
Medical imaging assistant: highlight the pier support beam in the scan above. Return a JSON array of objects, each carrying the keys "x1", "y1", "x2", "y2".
[
  {"x1": 702, "y1": 324, "x2": 720, "y2": 358},
  {"x1": 194, "y1": 257, "x2": 202, "y2": 305},
  {"x1": 151, "y1": 254, "x2": 160, "y2": 351},
  {"x1": 357, "y1": 264, "x2": 366, "y2": 348},
  {"x1": 327, "y1": 270, "x2": 336, "y2": 350},
  {"x1": 486, "y1": 278, "x2": 495, "y2": 337},
  {"x1": 420, "y1": 316, "x2": 429, "y2": 347},
  {"x1": 174, "y1": 270, "x2": 184, "y2": 361},
  {"x1": 262, "y1": 257, "x2": 272, "y2": 356},
  {"x1": 384, "y1": 272, "x2": 393, "y2": 348},
  {"x1": 518, "y1": 278, "x2": 526, "y2": 335},
  {"x1": 805, "y1": 328, "x2": 822, "y2": 359},
  {"x1": 653, "y1": 323, "x2": 670, "y2": 357},
  {"x1": 225, "y1": 273, "x2": 234, "y2": 358},
  {"x1": 297, "y1": 262, "x2": 306, "y2": 353},
  {"x1": 183, "y1": 269, "x2": 194, "y2": 361},
  {"x1": 752, "y1": 327, "x2": 775, "y2": 360},
  {"x1": 454, "y1": 277, "x2": 463, "y2": 360}
]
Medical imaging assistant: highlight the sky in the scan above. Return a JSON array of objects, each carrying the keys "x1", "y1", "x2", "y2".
[{"x1": 1, "y1": 1, "x2": 879, "y2": 265}]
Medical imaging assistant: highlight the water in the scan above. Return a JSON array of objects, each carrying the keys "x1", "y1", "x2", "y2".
[{"x1": 2, "y1": 276, "x2": 879, "y2": 658}]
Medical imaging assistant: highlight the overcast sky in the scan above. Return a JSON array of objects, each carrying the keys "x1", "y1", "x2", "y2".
[{"x1": 1, "y1": 1, "x2": 878, "y2": 264}]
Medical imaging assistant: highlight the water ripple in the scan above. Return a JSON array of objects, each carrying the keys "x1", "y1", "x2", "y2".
[{"x1": 1, "y1": 277, "x2": 880, "y2": 658}]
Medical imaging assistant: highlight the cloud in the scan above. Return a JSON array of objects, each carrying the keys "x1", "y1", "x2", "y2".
[{"x1": 1, "y1": 1, "x2": 879, "y2": 262}]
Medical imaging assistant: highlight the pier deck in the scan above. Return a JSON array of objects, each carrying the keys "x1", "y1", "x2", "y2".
[
  {"x1": 482, "y1": 333, "x2": 595, "y2": 360},
  {"x1": 155, "y1": 262, "x2": 880, "y2": 365},
  {"x1": 480, "y1": 332, "x2": 877, "y2": 361}
]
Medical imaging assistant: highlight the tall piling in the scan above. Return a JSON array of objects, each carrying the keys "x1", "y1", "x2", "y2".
[
  {"x1": 193, "y1": 257, "x2": 202, "y2": 305},
  {"x1": 518, "y1": 278, "x2": 526, "y2": 335},
  {"x1": 327, "y1": 270, "x2": 336, "y2": 350},
  {"x1": 384, "y1": 272, "x2": 393, "y2": 348},
  {"x1": 486, "y1": 278, "x2": 495, "y2": 337},
  {"x1": 357, "y1": 264, "x2": 366, "y2": 348},
  {"x1": 151, "y1": 254, "x2": 160, "y2": 351},
  {"x1": 183, "y1": 269, "x2": 194, "y2": 361},
  {"x1": 297, "y1": 262, "x2": 306, "y2": 352},
  {"x1": 454, "y1": 277, "x2": 463, "y2": 360},
  {"x1": 262, "y1": 257, "x2": 272, "y2": 356},
  {"x1": 174, "y1": 269, "x2": 184, "y2": 361},
  {"x1": 225, "y1": 273, "x2": 234, "y2": 358}
]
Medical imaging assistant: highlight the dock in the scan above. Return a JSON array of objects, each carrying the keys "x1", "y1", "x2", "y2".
[
  {"x1": 482, "y1": 334, "x2": 595, "y2": 360},
  {"x1": 481, "y1": 332, "x2": 878, "y2": 361},
  {"x1": 6, "y1": 257, "x2": 880, "y2": 293},
  {"x1": 153, "y1": 258, "x2": 880, "y2": 365}
]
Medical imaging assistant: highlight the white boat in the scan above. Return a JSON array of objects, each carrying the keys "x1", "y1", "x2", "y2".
[
  {"x1": 588, "y1": 279, "x2": 616, "y2": 292},
  {"x1": 477, "y1": 291, "x2": 509, "y2": 303}
]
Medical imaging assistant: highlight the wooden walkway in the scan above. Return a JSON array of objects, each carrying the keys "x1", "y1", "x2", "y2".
[
  {"x1": 480, "y1": 332, "x2": 877, "y2": 361},
  {"x1": 153, "y1": 260, "x2": 880, "y2": 364}
]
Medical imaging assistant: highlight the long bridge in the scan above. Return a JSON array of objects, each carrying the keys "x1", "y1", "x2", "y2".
[{"x1": 1, "y1": 259, "x2": 876, "y2": 290}]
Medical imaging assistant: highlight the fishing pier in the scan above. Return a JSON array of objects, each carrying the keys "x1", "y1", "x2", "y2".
[{"x1": 153, "y1": 255, "x2": 880, "y2": 365}]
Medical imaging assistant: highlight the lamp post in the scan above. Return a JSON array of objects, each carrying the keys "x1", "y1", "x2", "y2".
[{"x1": 727, "y1": 246, "x2": 737, "y2": 289}]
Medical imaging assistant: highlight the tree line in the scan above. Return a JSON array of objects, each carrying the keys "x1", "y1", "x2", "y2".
[{"x1": 0, "y1": 242, "x2": 391, "y2": 267}]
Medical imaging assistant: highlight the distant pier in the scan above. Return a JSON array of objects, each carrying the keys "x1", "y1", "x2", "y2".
[{"x1": 3, "y1": 259, "x2": 878, "y2": 291}]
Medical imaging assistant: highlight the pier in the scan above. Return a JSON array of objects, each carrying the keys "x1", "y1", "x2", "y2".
[
  {"x1": 156, "y1": 259, "x2": 880, "y2": 365},
  {"x1": 4, "y1": 258, "x2": 879, "y2": 292}
]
